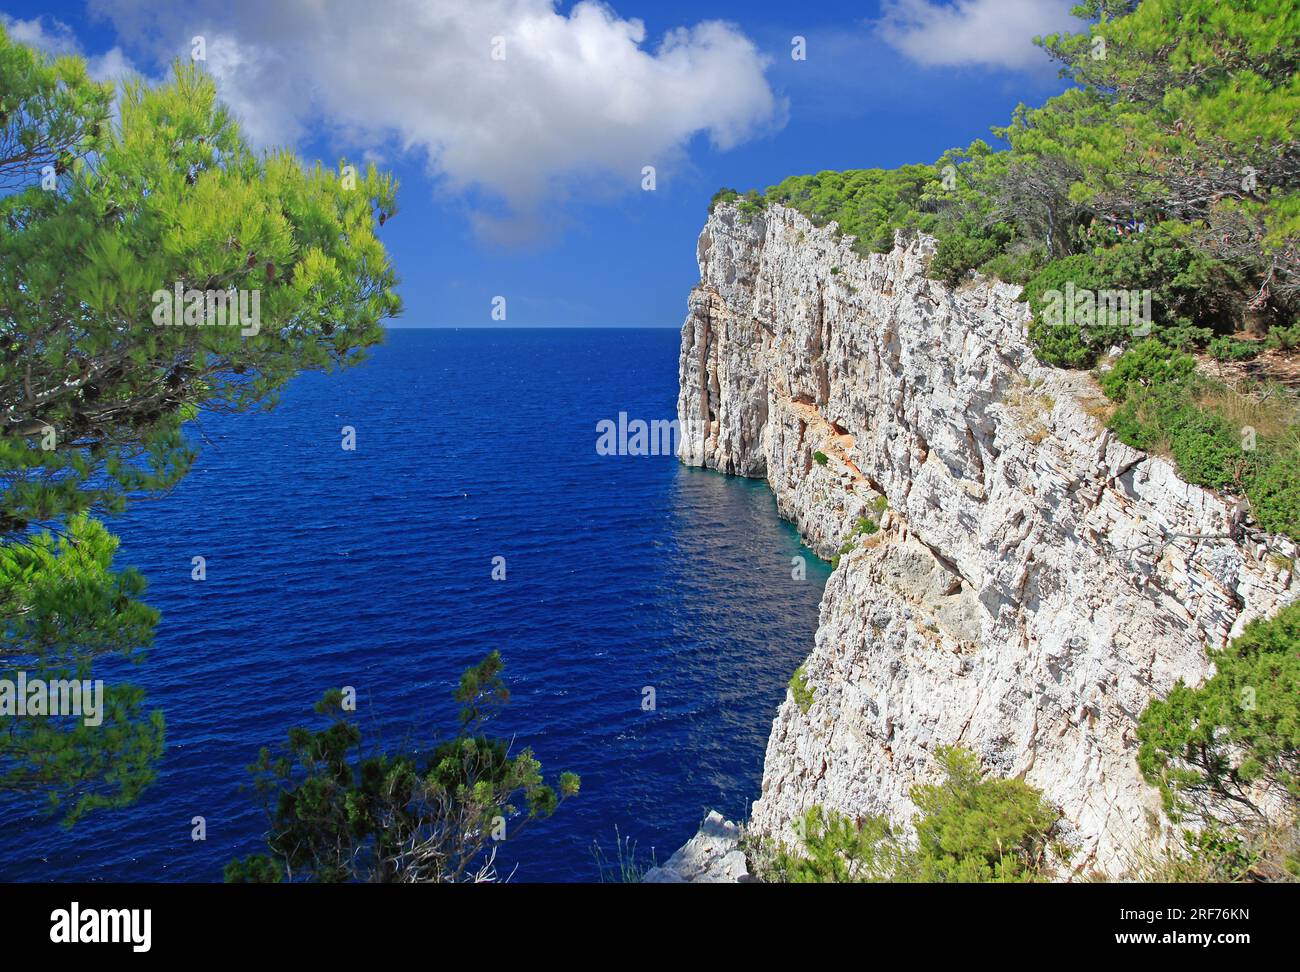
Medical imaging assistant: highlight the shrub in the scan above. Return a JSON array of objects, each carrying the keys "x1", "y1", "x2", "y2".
[
  {"x1": 770, "y1": 807, "x2": 905, "y2": 883},
  {"x1": 1023, "y1": 254, "x2": 1127, "y2": 368},
  {"x1": 851, "y1": 515, "x2": 879, "y2": 537},
  {"x1": 975, "y1": 242, "x2": 1049, "y2": 287},
  {"x1": 226, "y1": 652, "x2": 580, "y2": 882},
  {"x1": 765, "y1": 747, "x2": 1067, "y2": 882},
  {"x1": 910, "y1": 747, "x2": 1065, "y2": 882},
  {"x1": 1099, "y1": 342, "x2": 1298, "y2": 539},
  {"x1": 708, "y1": 187, "x2": 739, "y2": 213},
  {"x1": 929, "y1": 220, "x2": 1014, "y2": 286},
  {"x1": 1247, "y1": 450, "x2": 1300, "y2": 539},
  {"x1": 1090, "y1": 222, "x2": 1237, "y2": 348},
  {"x1": 1132, "y1": 820, "x2": 1300, "y2": 883},
  {"x1": 1209, "y1": 336, "x2": 1263, "y2": 362},
  {"x1": 813, "y1": 451, "x2": 829, "y2": 465},
  {"x1": 735, "y1": 188, "x2": 767, "y2": 223},
  {"x1": 1267, "y1": 324, "x2": 1300, "y2": 351},
  {"x1": 1138, "y1": 602, "x2": 1300, "y2": 826},
  {"x1": 764, "y1": 164, "x2": 940, "y2": 256},
  {"x1": 1097, "y1": 339, "x2": 1197, "y2": 402},
  {"x1": 788, "y1": 665, "x2": 814, "y2": 713},
  {"x1": 1024, "y1": 225, "x2": 1241, "y2": 367},
  {"x1": 1165, "y1": 404, "x2": 1255, "y2": 491}
]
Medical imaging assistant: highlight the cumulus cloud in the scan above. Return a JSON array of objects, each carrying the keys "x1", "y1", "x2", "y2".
[
  {"x1": 876, "y1": 0, "x2": 1079, "y2": 72},
  {"x1": 85, "y1": 0, "x2": 785, "y2": 239},
  {"x1": 1, "y1": 13, "x2": 141, "y2": 82}
]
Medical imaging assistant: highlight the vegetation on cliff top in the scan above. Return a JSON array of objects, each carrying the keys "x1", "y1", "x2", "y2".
[{"x1": 711, "y1": 0, "x2": 1300, "y2": 541}]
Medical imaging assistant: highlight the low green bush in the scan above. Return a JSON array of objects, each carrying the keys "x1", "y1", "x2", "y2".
[
  {"x1": 708, "y1": 187, "x2": 739, "y2": 213},
  {"x1": 1099, "y1": 341, "x2": 1298, "y2": 539},
  {"x1": 1247, "y1": 450, "x2": 1300, "y2": 538},
  {"x1": 1022, "y1": 254, "x2": 1126, "y2": 369},
  {"x1": 974, "y1": 243, "x2": 1049, "y2": 287},
  {"x1": 851, "y1": 515, "x2": 878, "y2": 537},
  {"x1": 766, "y1": 747, "x2": 1067, "y2": 883},
  {"x1": 788, "y1": 665, "x2": 814, "y2": 713},
  {"x1": 762, "y1": 164, "x2": 939, "y2": 256},
  {"x1": 1267, "y1": 324, "x2": 1300, "y2": 351},
  {"x1": 1209, "y1": 336, "x2": 1263, "y2": 362},
  {"x1": 1097, "y1": 339, "x2": 1197, "y2": 402}
]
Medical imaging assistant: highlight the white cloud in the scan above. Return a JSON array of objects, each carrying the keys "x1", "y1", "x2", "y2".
[
  {"x1": 86, "y1": 0, "x2": 785, "y2": 239},
  {"x1": 2, "y1": 13, "x2": 141, "y2": 82},
  {"x1": 2, "y1": 14, "x2": 81, "y2": 56},
  {"x1": 876, "y1": 0, "x2": 1079, "y2": 72}
]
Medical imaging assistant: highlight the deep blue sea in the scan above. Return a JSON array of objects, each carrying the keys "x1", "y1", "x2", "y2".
[{"x1": 0, "y1": 328, "x2": 828, "y2": 882}]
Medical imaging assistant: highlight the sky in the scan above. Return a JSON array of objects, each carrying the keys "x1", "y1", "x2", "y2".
[{"x1": 2, "y1": 0, "x2": 1082, "y2": 327}]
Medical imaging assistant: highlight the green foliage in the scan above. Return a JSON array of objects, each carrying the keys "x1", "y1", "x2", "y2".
[
  {"x1": 0, "y1": 516, "x2": 164, "y2": 825},
  {"x1": 735, "y1": 188, "x2": 767, "y2": 223},
  {"x1": 708, "y1": 187, "x2": 739, "y2": 213},
  {"x1": 1097, "y1": 339, "x2": 1197, "y2": 402},
  {"x1": 1248, "y1": 448, "x2": 1300, "y2": 538},
  {"x1": 711, "y1": 1, "x2": 1299, "y2": 371},
  {"x1": 1022, "y1": 223, "x2": 1238, "y2": 367},
  {"x1": 851, "y1": 515, "x2": 879, "y2": 537},
  {"x1": 1098, "y1": 341, "x2": 1299, "y2": 537},
  {"x1": 1031, "y1": 0, "x2": 1300, "y2": 308},
  {"x1": 223, "y1": 854, "x2": 283, "y2": 884},
  {"x1": 0, "y1": 30, "x2": 400, "y2": 824},
  {"x1": 0, "y1": 23, "x2": 111, "y2": 194},
  {"x1": 1131, "y1": 818, "x2": 1299, "y2": 883},
  {"x1": 788, "y1": 664, "x2": 813, "y2": 713},
  {"x1": 974, "y1": 243, "x2": 1050, "y2": 287},
  {"x1": 1022, "y1": 254, "x2": 1127, "y2": 368},
  {"x1": 929, "y1": 218, "x2": 1014, "y2": 287},
  {"x1": 1267, "y1": 324, "x2": 1300, "y2": 351},
  {"x1": 1138, "y1": 602, "x2": 1300, "y2": 826},
  {"x1": 766, "y1": 747, "x2": 1067, "y2": 882},
  {"x1": 764, "y1": 164, "x2": 941, "y2": 256},
  {"x1": 829, "y1": 501, "x2": 888, "y2": 569},
  {"x1": 226, "y1": 652, "x2": 579, "y2": 882},
  {"x1": 771, "y1": 806, "x2": 905, "y2": 883},
  {"x1": 909, "y1": 747, "x2": 1065, "y2": 882},
  {"x1": 1209, "y1": 336, "x2": 1263, "y2": 362},
  {"x1": 812, "y1": 450, "x2": 828, "y2": 465},
  {"x1": 1, "y1": 55, "x2": 400, "y2": 532}
]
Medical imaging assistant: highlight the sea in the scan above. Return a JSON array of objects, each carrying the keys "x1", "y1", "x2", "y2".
[{"x1": 0, "y1": 328, "x2": 829, "y2": 882}]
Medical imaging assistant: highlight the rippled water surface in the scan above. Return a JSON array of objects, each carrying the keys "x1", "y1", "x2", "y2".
[{"x1": 0, "y1": 328, "x2": 828, "y2": 882}]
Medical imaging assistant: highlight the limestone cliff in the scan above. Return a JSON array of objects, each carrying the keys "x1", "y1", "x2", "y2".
[{"x1": 676, "y1": 202, "x2": 1298, "y2": 877}]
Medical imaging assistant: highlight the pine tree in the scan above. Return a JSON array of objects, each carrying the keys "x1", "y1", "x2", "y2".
[{"x1": 0, "y1": 26, "x2": 400, "y2": 822}]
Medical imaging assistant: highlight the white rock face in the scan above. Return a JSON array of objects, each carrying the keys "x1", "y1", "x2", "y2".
[
  {"x1": 676, "y1": 203, "x2": 1298, "y2": 877},
  {"x1": 642, "y1": 811, "x2": 750, "y2": 883}
]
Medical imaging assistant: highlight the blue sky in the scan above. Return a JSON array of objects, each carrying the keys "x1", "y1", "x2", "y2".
[{"x1": 4, "y1": 0, "x2": 1080, "y2": 327}]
